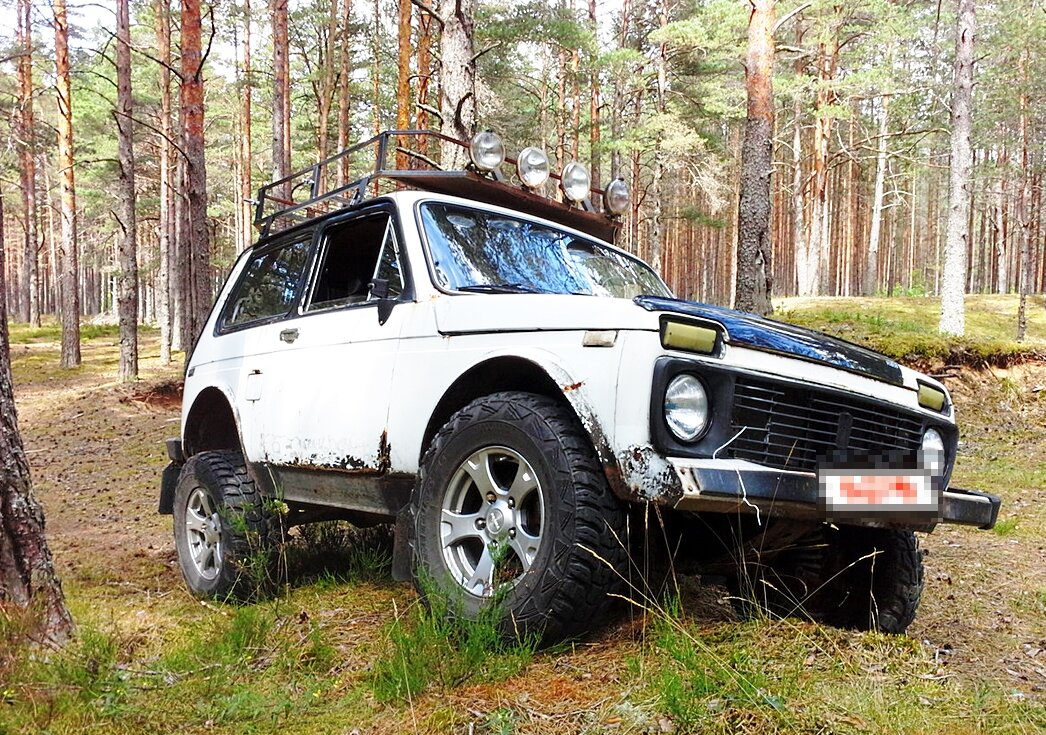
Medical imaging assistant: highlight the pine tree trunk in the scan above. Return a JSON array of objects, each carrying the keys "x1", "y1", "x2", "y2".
[
  {"x1": 867, "y1": 94, "x2": 890, "y2": 296},
  {"x1": 416, "y1": 5, "x2": 433, "y2": 155},
  {"x1": 17, "y1": 0, "x2": 39, "y2": 327},
  {"x1": 587, "y1": 0, "x2": 601, "y2": 193},
  {"x1": 939, "y1": 0, "x2": 976, "y2": 336},
  {"x1": 317, "y1": 0, "x2": 337, "y2": 178},
  {"x1": 649, "y1": 0, "x2": 669, "y2": 274},
  {"x1": 438, "y1": 0, "x2": 476, "y2": 168},
  {"x1": 180, "y1": 0, "x2": 211, "y2": 354},
  {"x1": 396, "y1": 0, "x2": 413, "y2": 168},
  {"x1": 270, "y1": 0, "x2": 291, "y2": 195},
  {"x1": 54, "y1": 0, "x2": 80, "y2": 368},
  {"x1": 239, "y1": 0, "x2": 254, "y2": 253},
  {"x1": 0, "y1": 195, "x2": 74, "y2": 645},
  {"x1": 337, "y1": 0, "x2": 353, "y2": 185},
  {"x1": 116, "y1": 0, "x2": 138, "y2": 382},
  {"x1": 807, "y1": 26, "x2": 838, "y2": 297},
  {"x1": 155, "y1": 0, "x2": 173, "y2": 362},
  {"x1": 1016, "y1": 52, "x2": 1031, "y2": 342},
  {"x1": 734, "y1": 0, "x2": 775, "y2": 316}
]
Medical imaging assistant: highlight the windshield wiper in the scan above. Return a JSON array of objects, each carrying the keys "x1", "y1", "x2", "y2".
[{"x1": 457, "y1": 283, "x2": 548, "y2": 294}]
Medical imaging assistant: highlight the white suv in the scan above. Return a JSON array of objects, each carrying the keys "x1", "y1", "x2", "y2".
[{"x1": 160, "y1": 131, "x2": 1000, "y2": 642}]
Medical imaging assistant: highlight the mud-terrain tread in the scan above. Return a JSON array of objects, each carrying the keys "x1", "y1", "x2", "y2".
[
  {"x1": 823, "y1": 527, "x2": 923, "y2": 634},
  {"x1": 409, "y1": 391, "x2": 627, "y2": 643},
  {"x1": 173, "y1": 450, "x2": 280, "y2": 600}
]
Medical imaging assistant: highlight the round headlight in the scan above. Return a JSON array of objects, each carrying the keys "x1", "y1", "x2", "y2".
[
  {"x1": 920, "y1": 427, "x2": 946, "y2": 475},
  {"x1": 664, "y1": 374, "x2": 710, "y2": 442},
  {"x1": 517, "y1": 146, "x2": 550, "y2": 188},
  {"x1": 604, "y1": 178, "x2": 630, "y2": 215},
  {"x1": 469, "y1": 131, "x2": 505, "y2": 173},
  {"x1": 561, "y1": 161, "x2": 591, "y2": 202}
]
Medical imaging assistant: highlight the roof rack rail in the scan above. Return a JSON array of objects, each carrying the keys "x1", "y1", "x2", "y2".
[{"x1": 253, "y1": 129, "x2": 622, "y2": 243}]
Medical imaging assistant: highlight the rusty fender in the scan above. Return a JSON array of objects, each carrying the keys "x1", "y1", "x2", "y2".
[{"x1": 615, "y1": 445, "x2": 683, "y2": 504}]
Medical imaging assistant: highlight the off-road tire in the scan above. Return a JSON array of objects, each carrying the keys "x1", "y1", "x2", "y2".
[
  {"x1": 732, "y1": 525, "x2": 923, "y2": 634},
  {"x1": 409, "y1": 391, "x2": 627, "y2": 643},
  {"x1": 818, "y1": 526, "x2": 924, "y2": 634},
  {"x1": 173, "y1": 450, "x2": 280, "y2": 600}
]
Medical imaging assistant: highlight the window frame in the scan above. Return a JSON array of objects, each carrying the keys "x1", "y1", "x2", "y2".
[
  {"x1": 298, "y1": 203, "x2": 413, "y2": 317},
  {"x1": 215, "y1": 230, "x2": 317, "y2": 335},
  {"x1": 413, "y1": 198, "x2": 672, "y2": 299}
]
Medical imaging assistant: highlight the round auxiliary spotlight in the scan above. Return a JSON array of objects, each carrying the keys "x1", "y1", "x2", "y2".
[
  {"x1": 516, "y1": 146, "x2": 551, "y2": 188},
  {"x1": 604, "y1": 178, "x2": 630, "y2": 215},
  {"x1": 561, "y1": 161, "x2": 592, "y2": 203},
  {"x1": 468, "y1": 131, "x2": 505, "y2": 173}
]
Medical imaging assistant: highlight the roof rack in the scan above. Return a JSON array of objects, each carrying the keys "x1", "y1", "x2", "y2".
[{"x1": 253, "y1": 130, "x2": 622, "y2": 243}]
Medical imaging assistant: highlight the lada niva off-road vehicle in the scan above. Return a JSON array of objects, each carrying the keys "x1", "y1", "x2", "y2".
[{"x1": 160, "y1": 130, "x2": 1001, "y2": 642}]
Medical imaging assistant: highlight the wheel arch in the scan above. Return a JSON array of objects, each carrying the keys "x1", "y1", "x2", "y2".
[
  {"x1": 418, "y1": 353, "x2": 625, "y2": 497},
  {"x1": 183, "y1": 386, "x2": 244, "y2": 458}
]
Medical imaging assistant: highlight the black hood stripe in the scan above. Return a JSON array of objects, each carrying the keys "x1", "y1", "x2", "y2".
[{"x1": 635, "y1": 296, "x2": 905, "y2": 387}]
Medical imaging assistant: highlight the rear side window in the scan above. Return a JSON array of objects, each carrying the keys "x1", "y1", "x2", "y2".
[{"x1": 221, "y1": 237, "x2": 311, "y2": 328}]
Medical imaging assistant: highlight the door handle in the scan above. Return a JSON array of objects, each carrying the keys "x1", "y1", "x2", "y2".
[{"x1": 279, "y1": 328, "x2": 299, "y2": 343}]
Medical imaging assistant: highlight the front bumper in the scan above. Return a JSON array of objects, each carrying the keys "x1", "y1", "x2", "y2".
[{"x1": 669, "y1": 458, "x2": 1001, "y2": 530}]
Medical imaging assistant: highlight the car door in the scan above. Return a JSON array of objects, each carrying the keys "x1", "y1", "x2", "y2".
[
  {"x1": 253, "y1": 207, "x2": 411, "y2": 486},
  {"x1": 210, "y1": 231, "x2": 316, "y2": 465}
]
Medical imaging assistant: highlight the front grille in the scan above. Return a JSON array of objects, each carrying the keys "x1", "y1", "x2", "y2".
[{"x1": 728, "y1": 377, "x2": 925, "y2": 472}]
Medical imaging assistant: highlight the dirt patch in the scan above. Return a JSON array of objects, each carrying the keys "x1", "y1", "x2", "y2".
[{"x1": 120, "y1": 379, "x2": 184, "y2": 411}]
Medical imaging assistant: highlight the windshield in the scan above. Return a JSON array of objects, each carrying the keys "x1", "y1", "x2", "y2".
[{"x1": 419, "y1": 202, "x2": 673, "y2": 299}]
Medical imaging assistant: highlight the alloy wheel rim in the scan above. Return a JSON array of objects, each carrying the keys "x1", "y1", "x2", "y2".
[
  {"x1": 185, "y1": 487, "x2": 223, "y2": 580},
  {"x1": 439, "y1": 446, "x2": 545, "y2": 596}
]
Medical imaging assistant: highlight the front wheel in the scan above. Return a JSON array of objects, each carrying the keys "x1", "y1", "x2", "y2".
[
  {"x1": 173, "y1": 450, "x2": 279, "y2": 600},
  {"x1": 410, "y1": 392, "x2": 627, "y2": 643}
]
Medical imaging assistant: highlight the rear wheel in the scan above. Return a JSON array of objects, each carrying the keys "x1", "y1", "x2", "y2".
[
  {"x1": 173, "y1": 450, "x2": 279, "y2": 600},
  {"x1": 410, "y1": 392, "x2": 627, "y2": 643}
]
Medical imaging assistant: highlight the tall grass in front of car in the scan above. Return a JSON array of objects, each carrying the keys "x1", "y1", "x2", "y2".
[
  {"x1": 601, "y1": 518, "x2": 1046, "y2": 735},
  {"x1": 369, "y1": 570, "x2": 538, "y2": 703}
]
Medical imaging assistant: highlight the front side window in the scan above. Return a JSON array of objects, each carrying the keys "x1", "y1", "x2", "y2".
[
  {"x1": 221, "y1": 237, "x2": 311, "y2": 328},
  {"x1": 307, "y1": 214, "x2": 404, "y2": 311},
  {"x1": 420, "y1": 202, "x2": 672, "y2": 299}
]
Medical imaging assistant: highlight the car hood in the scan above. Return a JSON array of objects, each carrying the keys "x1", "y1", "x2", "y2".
[{"x1": 635, "y1": 296, "x2": 905, "y2": 387}]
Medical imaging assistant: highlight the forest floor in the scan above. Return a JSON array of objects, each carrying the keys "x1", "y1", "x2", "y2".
[{"x1": 2, "y1": 296, "x2": 1046, "y2": 735}]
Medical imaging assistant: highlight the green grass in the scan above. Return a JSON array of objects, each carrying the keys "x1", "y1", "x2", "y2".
[
  {"x1": 369, "y1": 576, "x2": 537, "y2": 703},
  {"x1": 631, "y1": 604, "x2": 1046, "y2": 735},
  {"x1": 777, "y1": 294, "x2": 1046, "y2": 366}
]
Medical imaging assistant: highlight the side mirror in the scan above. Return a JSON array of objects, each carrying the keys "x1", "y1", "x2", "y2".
[
  {"x1": 369, "y1": 278, "x2": 390, "y2": 300},
  {"x1": 369, "y1": 278, "x2": 395, "y2": 325}
]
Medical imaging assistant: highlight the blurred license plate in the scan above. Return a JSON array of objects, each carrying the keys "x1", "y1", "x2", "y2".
[{"x1": 819, "y1": 469, "x2": 938, "y2": 515}]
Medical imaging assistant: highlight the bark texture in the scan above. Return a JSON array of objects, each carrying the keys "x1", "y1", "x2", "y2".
[
  {"x1": 239, "y1": 0, "x2": 254, "y2": 252},
  {"x1": 734, "y1": 0, "x2": 775, "y2": 316},
  {"x1": 337, "y1": 0, "x2": 353, "y2": 185},
  {"x1": 939, "y1": 0, "x2": 976, "y2": 336},
  {"x1": 116, "y1": 0, "x2": 139, "y2": 381},
  {"x1": 0, "y1": 195, "x2": 74, "y2": 645},
  {"x1": 54, "y1": 0, "x2": 81, "y2": 368},
  {"x1": 16, "y1": 0, "x2": 39, "y2": 327},
  {"x1": 270, "y1": 0, "x2": 292, "y2": 194},
  {"x1": 155, "y1": 0, "x2": 173, "y2": 362},
  {"x1": 866, "y1": 95, "x2": 890, "y2": 296},
  {"x1": 179, "y1": 0, "x2": 211, "y2": 354},
  {"x1": 438, "y1": 0, "x2": 476, "y2": 168}
]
